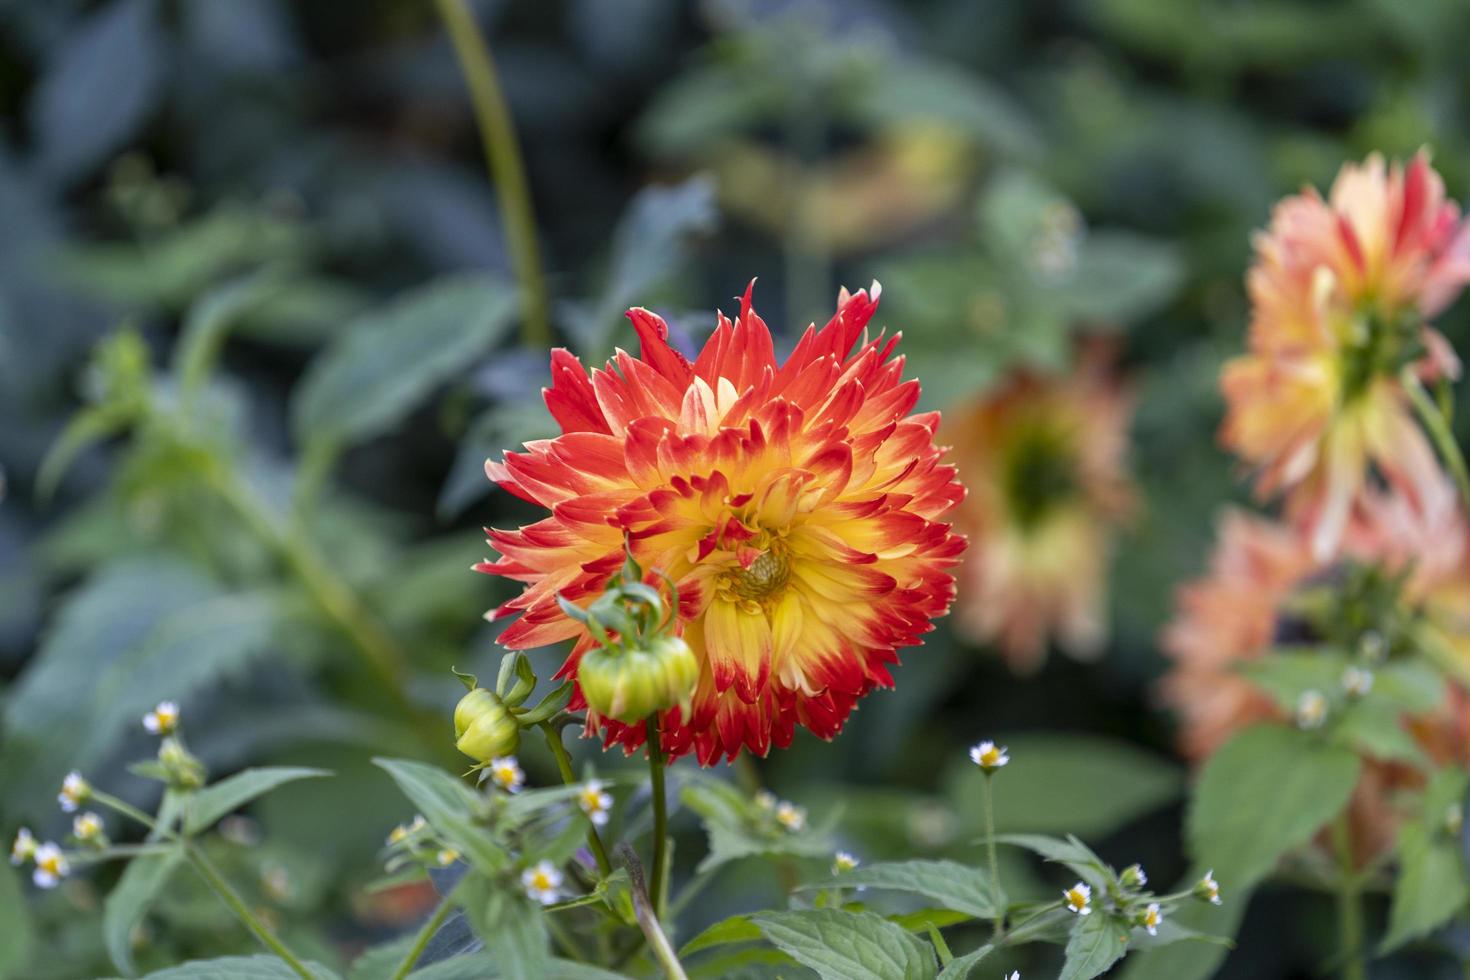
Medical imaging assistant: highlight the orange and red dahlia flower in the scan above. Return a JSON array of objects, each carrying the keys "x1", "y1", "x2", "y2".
[
  {"x1": 1221, "y1": 151, "x2": 1470, "y2": 560},
  {"x1": 944, "y1": 341, "x2": 1134, "y2": 672},
  {"x1": 476, "y1": 283, "x2": 966, "y2": 764}
]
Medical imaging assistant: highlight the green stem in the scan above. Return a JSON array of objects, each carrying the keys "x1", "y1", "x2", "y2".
[
  {"x1": 390, "y1": 891, "x2": 456, "y2": 980},
  {"x1": 187, "y1": 843, "x2": 315, "y2": 980},
  {"x1": 618, "y1": 843, "x2": 688, "y2": 980},
  {"x1": 434, "y1": 0, "x2": 552, "y2": 349},
  {"x1": 647, "y1": 717, "x2": 670, "y2": 919},
  {"x1": 90, "y1": 790, "x2": 161, "y2": 833},
  {"x1": 539, "y1": 723, "x2": 614, "y2": 876},
  {"x1": 982, "y1": 773, "x2": 1003, "y2": 939},
  {"x1": 1405, "y1": 370, "x2": 1470, "y2": 512},
  {"x1": 1332, "y1": 815, "x2": 1367, "y2": 980}
]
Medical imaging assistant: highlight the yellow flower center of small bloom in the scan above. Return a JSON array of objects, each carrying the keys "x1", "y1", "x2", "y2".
[
  {"x1": 529, "y1": 870, "x2": 553, "y2": 890},
  {"x1": 729, "y1": 548, "x2": 791, "y2": 602},
  {"x1": 580, "y1": 788, "x2": 606, "y2": 812},
  {"x1": 38, "y1": 852, "x2": 63, "y2": 875},
  {"x1": 979, "y1": 748, "x2": 1001, "y2": 766},
  {"x1": 1066, "y1": 888, "x2": 1088, "y2": 909},
  {"x1": 493, "y1": 765, "x2": 518, "y2": 785},
  {"x1": 1144, "y1": 908, "x2": 1159, "y2": 927}
]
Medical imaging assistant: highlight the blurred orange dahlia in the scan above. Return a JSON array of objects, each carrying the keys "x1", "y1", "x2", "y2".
[
  {"x1": 477, "y1": 283, "x2": 966, "y2": 764},
  {"x1": 1221, "y1": 151, "x2": 1470, "y2": 560},
  {"x1": 944, "y1": 341, "x2": 1134, "y2": 672}
]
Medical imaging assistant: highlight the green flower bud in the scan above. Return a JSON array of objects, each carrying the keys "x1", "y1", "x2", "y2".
[
  {"x1": 578, "y1": 635, "x2": 699, "y2": 724},
  {"x1": 158, "y1": 736, "x2": 207, "y2": 790},
  {"x1": 454, "y1": 688, "x2": 520, "y2": 763}
]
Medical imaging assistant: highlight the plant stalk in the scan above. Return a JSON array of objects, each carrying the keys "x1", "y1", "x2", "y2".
[
  {"x1": 539, "y1": 722, "x2": 614, "y2": 876},
  {"x1": 618, "y1": 843, "x2": 688, "y2": 980},
  {"x1": 390, "y1": 891, "x2": 456, "y2": 980},
  {"x1": 1332, "y1": 814, "x2": 1367, "y2": 980},
  {"x1": 187, "y1": 843, "x2": 316, "y2": 980},
  {"x1": 983, "y1": 773, "x2": 1003, "y2": 939},
  {"x1": 646, "y1": 717, "x2": 671, "y2": 919},
  {"x1": 434, "y1": 0, "x2": 552, "y2": 349}
]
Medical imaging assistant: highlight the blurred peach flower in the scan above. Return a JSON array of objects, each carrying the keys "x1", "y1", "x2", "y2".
[
  {"x1": 945, "y1": 342, "x2": 1134, "y2": 671},
  {"x1": 1221, "y1": 151, "x2": 1470, "y2": 560}
]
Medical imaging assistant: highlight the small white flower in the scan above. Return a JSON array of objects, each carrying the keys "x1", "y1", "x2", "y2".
[
  {"x1": 387, "y1": 814, "x2": 427, "y2": 846},
  {"x1": 1446, "y1": 802, "x2": 1465, "y2": 837},
  {"x1": 1295, "y1": 690, "x2": 1328, "y2": 730},
  {"x1": 754, "y1": 789, "x2": 777, "y2": 811},
  {"x1": 10, "y1": 827, "x2": 36, "y2": 865},
  {"x1": 521, "y1": 859, "x2": 563, "y2": 905},
  {"x1": 1064, "y1": 882, "x2": 1092, "y2": 915},
  {"x1": 775, "y1": 801, "x2": 807, "y2": 832},
  {"x1": 1004, "y1": 973, "x2": 1021, "y2": 980},
  {"x1": 488, "y1": 757, "x2": 525, "y2": 794},
  {"x1": 1358, "y1": 630, "x2": 1386, "y2": 663},
  {"x1": 1120, "y1": 863, "x2": 1147, "y2": 888},
  {"x1": 58, "y1": 772, "x2": 90, "y2": 813},
  {"x1": 262, "y1": 864, "x2": 293, "y2": 902},
  {"x1": 1139, "y1": 902, "x2": 1162, "y2": 936},
  {"x1": 1341, "y1": 667, "x2": 1374, "y2": 699},
  {"x1": 969, "y1": 741, "x2": 1009, "y2": 772},
  {"x1": 436, "y1": 848, "x2": 459, "y2": 868},
  {"x1": 1195, "y1": 869, "x2": 1222, "y2": 905},
  {"x1": 72, "y1": 812, "x2": 105, "y2": 844},
  {"x1": 142, "y1": 700, "x2": 180, "y2": 735},
  {"x1": 832, "y1": 850, "x2": 859, "y2": 875},
  {"x1": 577, "y1": 780, "x2": 613, "y2": 828},
  {"x1": 31, "y1": 843, "x2": 68, "y2": 889}
]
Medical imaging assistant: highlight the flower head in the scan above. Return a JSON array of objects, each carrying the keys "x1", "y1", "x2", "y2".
[
  {"x1": 1119, "y1": 863, "x2": 1147, "y2": 889},
  {"x1": 969, "y1": 740, "x2": 1009, "y2": 772},
  {"x1": 1295, "y1": 689, "x2": 1329, "y2": 730},
  {"x1": 1342, "y1": 666, "x2": 1374, "y2": 699},
  {"x1": 143, "y1": 700, "x2": 179, "y2": 735},
  {"x1": 754, "y1": 789, "x2": 777, "y2": 812},
  {"x1": 945, "y1": 341, "x2": 1134, "y2": 670},
  {"x1": 32, "y1": 842, "x2": 68, "y2": 889},
  {"x1": 487, "y1": 757, "x2": 525, "y2": 794},
  {"x1": 436, "y1": 849, "x2": 459, "y2": 868},
  {"x1": 521, "y1": 859, "x2": 564, "y2": 905},
  {"x1": 578, "y1": 780, "x2": 613, "y2": 827},
  {"x1": 1005, "y1": 973, "x2": 1021, "y2": 980},
  {"x1": 58, "y1": 771, "x2": 90, "y2": 813},
  {"x1": 72, "y1": 812, "x2": 105, "y2": 846},
  {"x1": 1195, "y1": 869, "x2": 1222, "y2": 906},
  {"x1": 1138, "y1": 902, "x2": 1163, "y2": 936},
  {"x1": 1221, "y1": 151, "x2": 1470, "y2": 559},
  {"x1": 832, "y1": 850, "x2": 859, "y2": 874},
  {"x1": 1064, "y1": 882, "x2": 1092, "y2": 915},
  {"x1": 478, "y1": 283, "x2": 965, "y2": 763},
  {"x1": 10, "y1": 827, "x2": 36, "y2": 865},
  {"x1": 775, "y1": 801, "x2": 807, "y2": 833},
  {"x1": 387, "y1": 814, "x2": 426, "y2": 846}
]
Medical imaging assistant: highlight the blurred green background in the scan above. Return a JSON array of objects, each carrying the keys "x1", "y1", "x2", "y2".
[{"x1": 4, "y1": 0, "x2": 1470, "y2": 977}]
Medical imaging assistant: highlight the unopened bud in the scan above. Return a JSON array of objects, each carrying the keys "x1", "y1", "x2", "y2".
[
  {"x1": 453, "y1": 688, "x2": 520, "y2": 764},
  {"x1": 1119, "y1": 863, "x2": 1147, "y2": 889},
  {"x1": 158, "y1": 736, "x2": 207, "y2": 790},
  {"x1": 577, "y1": 635, "x2": 698, "y2": 724}
]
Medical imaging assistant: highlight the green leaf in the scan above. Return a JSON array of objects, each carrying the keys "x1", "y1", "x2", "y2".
[
  {"x1": 35, "y1": 403, "x2": 132, "y2": 501},
  {"x1": 105, "y1": 847, "x2": 186, "y2": 976},
  {"x1": 373, "y1": 758, "x2": 508, "y2": 874},
  {"x1": 1333, "y1": 701, "x2": 1428, "y2": 767},
  {"x1": 848, "y1": 59, "x2": 1040, "y2": 159},
  {"x1": 936, "y1": 944, "x2": 994, "y2": 979},
  {"x1": 1381, "y1": 768, "x2": 1470, "y2": 952},
  {"x1": 173, "y1": 271, "x2": 283, "y2": 398},
  {"x1": 591, "y1": 176, "x2": 718, "y2": 330},
  {"x1": 0, "y1": 865, "x2": 34, "y2": 978},
  {"x1": 1059, "y1": 912, "x2": 1131, "y2": 980},
  {"x1": 797, "y1": 860, "x2": 1001, "y2": 919},
  {"x1": 462, "y1": 888, "x2": 550, "y2": 980},
  {"x1": 183, "y1": 767, "x2": 332, "y2": 834},
  {"x1": 750, "y1": 909, "x2": 938, "y2": 980},
  {"x1": 995, "y1": 835, "x2": 1114, "y2": 891},
  {"x1": 1187, "y1": 724, "x2": 1362, "y2": 889},
  {"x1": 136, "y1": 954, "x2": 339, "y2": 979},
  {"x1": 1058, "y1": 231, "x2": 1184, "y2": 323},
  {"x1": 680, "y1": 914, "x2": 762, "y2": 956},
  {"x1": 1240, "y1": 649, "x2": 1350, "y2": 710},
  {"x1": 681, "y1": 778, "x2": 836, "y2": 872},
  {"x1": 291, "y1": 275, "x2": 516, "y2": 448},
  {"x1": 1115, "y1": 873, "x2": 1248, "y2": 980},
  {"x1": 944, "y1": 734, "x2": 1181, "y2": 839},
  {"x1": 1375, "y1": 658, "x2": 1448, "y2": 713}
]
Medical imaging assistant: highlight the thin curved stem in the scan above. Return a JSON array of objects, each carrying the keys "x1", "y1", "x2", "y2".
[
  {"x1": 982, "y1": 774, "x2": 1003, "y2": 939},
  {"x1": 390, "y1": 891, "x2": 456, "y2": 980},
  {"x1": 539, "y1": 723, "x2": 614, "y2": 876},
  {"x1": 1332, "y1": 815, "x2": 1367, "y2": 980},
  {"x1": 187, "y1": 843, "x2": 315, "y2": 980},
  {"x1": 1405, "y1": 370, "x2": 1470, "y2": 511},
  {"x1": 646, "y1": 717, "x2": 670, "y2": 919},
  {"x1": 90, "y1": 790, "x2": 160, "y2": 833},
  {"x1": 434, "y1": 0, "x2": 552, "y2": 349}
]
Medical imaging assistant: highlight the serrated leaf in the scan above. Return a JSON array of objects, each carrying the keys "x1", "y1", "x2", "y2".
[
  {"x1": 751, "y1": 909, "x2": 937, "y2": 980},
  {"x1": 995, "y1": 834, "x2": 1114, "y2": 891},
  {"x1": 797, "y1": 860, "x2": 1001, "y2": 919},
  {"x1": 1187, "y1": 725, "x2": 1361, "y2": 888},
  {"x1": 183, "y1": 767, "x2": 332, "y2": 834},
  {"x1": 373, "y1": 758, "x2": 508, "y2": 874},
  {"x1": 1333, "y1": 701, "x2": 1428, "y2": 767},
  {"x1": 1240, "y1": 649, "x2": 1350, "y2": 710},
  {"x1": 936, "y1": 943, "x2": 994, "y2": 979},
  {"x1": 680, "y1": 914, "x2": 762, "y2": 956},
  {"x1": 136, "y1": 954, "x2": 339, "y2": 978},
  {"x1": 291, "y1": 275, "x2": 516, "y2": 448},
  {"x1": 105, "y1": 847, "x2": 185, "y2": 976},
  {"x1": 1059, "y1": 912, "x2": 1130, "y2": 980},
  {"x1": 1381, "y1": 768, "x2": 1470, "y2": 952}
]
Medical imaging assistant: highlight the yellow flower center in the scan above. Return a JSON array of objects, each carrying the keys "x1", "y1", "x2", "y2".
[
  {"x1": 729, "y1": 548, "x2": 791, "y2": 602},
  {"x1": 1144, "y1": 908, "x2": 1159, "y2": 928},
  {"x1": 1066, "y1": 889, "x2": 1088, "y2": 909},
  {"x1": 580, "y1": 789, "x2": 605, "y2": 812},
  {"x1": 38, "y1": 853, "x2": 62, "y2": 875},
  {"x1": 530, "y1": 871, "x2": 553, "y2": 890}
]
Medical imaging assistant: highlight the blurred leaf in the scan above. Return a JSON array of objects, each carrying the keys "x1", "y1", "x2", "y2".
[
  {"x1": 173, "y1": 272, "x2": 284, "y2": 399},
  {"x1": 1188, "y1": 725, "x2": 1361, "y2": 889},
  {"x1": 846, "y1": 60, "x2": 1040, "y2": 159},
  {"x1": 1059, "y1": 911, "x2": 1130, "y2": 980},
  {"x1": 461, "y1": 887, "x2": 550, "y2": 980},
  {"x1": 1381, "y1": 768, "x2": 1470, "y2": 952},
  {"x1": 1059, "y1": 231, "x2": 1184, "y2": 324},
  {"x1": 0, "y1": 865, "x2": 33, "y2": 978},
  {"x1": 1239, "y1": 648, "x2": 1351, "y2": 709},
  {"x1": 944, "y1": 734, "x2": 1181, "y2": 839},
  {"x1": 105, "y1": 846, "x2": 185, "y2": 976},
  {"x1": 438, "y1": 402, "x2": 557, "y2": 521},
  {"x1": 135, "y1": 955, "x2": 339, "y2": 979},
  {"x1": 231, "y1": 279, "x2": 372, "y2": 348},
  {"x1": 635, "y1": 61, "x2": 785, "y2": 156},
  {"x1": 292, "y1": 275, "x2": 516, "y2": 449},
  {"x1": 750, "y1": 909, "x2": 937, "y2": 980},
  {"x1": 1333, "y1": 700, "x2": 1429, "y2": 767},
  {"x1": 682, "y1": 778, "x2": 837, "y2": 872},
  {"x1": 35, "y1": 403, "x2": 132, "y2": 502},
  {"x1": 30, "y1": 0, "x2": 166, "y2": 183},
  {"x1": 183, "y1": 767, "x2": 333, "y2": 834},
  {"x1": 797, "y1": 859, "x2": 1001, "y2": 919},
  {"x1": 373, "y1": 758, "x2": 508, "y2": 874}
]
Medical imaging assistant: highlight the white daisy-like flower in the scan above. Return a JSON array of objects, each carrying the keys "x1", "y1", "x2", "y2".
[
  {"x1": 72, "y1": 812, "x2": 105, "y2": 844},
  {"x1": 31, "y1": 843, "x2": 69, "y2": 889},
  {"x1": 1195, "y1": 869, "x2": 1222, "y2": 905},
  {"x1": 521, "y1": 859, "x2": 563, "y2": 905},
  {"x1": 832, "y1": 851, "x2": 859, "y2": 875},
  {"x1": 775, "y1": 801, "x2": 807, "y2": 832},
  {"x1": 1120, "y1": 863, "x2": 1147, "y2": 888},
  {"x1": 754, "y1": 789, "x2": 777, "y2": 811},
  {"x1": 436, "y1": 848, "x2": 459, "y2": 868},
  {"x1": 1139, "y1": 902, "x2": 1162, "y2": 936},
  {"x1": 1295, "y1": 690, "x2": 1328, "y2": 730},
  {"x1": 142, "y1": 700, "x2": 180, "y2": 735},
  {"x1": 1341, "y1": 667, "x2": 1374, "y2": 699},
  {"x1": 10, "y1": 827, "x2": 36, "y2": 865},
  {"x1": 969, "y1": 740, "x2": 1009, "y2": 772},
  {"x1": 387, "y1": 814, "x2": 427, "y2": 845},
  {"x1": 1064, "y1": 882, "x2": 1092, "y2": 915},
  {"x1": 1005, "y1": 973, "x2": 1021, "y2": 980},
  {"x1": 58, "y1": 772, "x2": 90, "y2": 813},
  {"x1": 1357, "y1": 630, "x2": 1385, "y2": 663},
  {"x1": 488, "y1": 757, "x2": 525, "y2": 794},
  {"x1": 577, "y1": 780, "x2": 613, "y2": 828}
]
